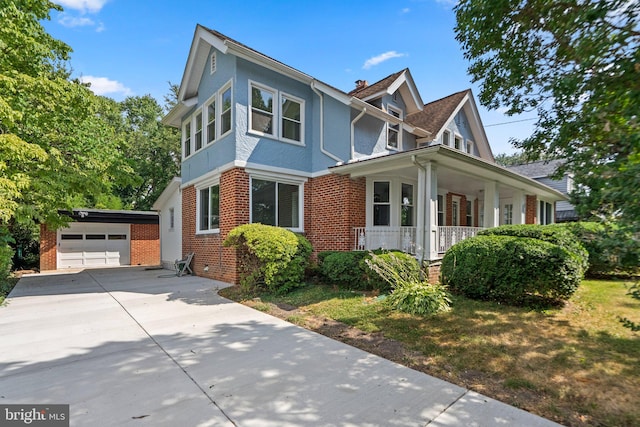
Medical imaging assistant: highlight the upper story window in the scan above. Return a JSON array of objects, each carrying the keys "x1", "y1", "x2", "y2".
[
  {"x1": 220, "y1": 84, "x2": 232, "y2": 136},
  {"x1": 466, "y1": 140, "x2": 473, "y2": 154},
  {"x1": 442, "y1": 130, "x2": 451, "y2": 147},
  {"x1": 182, "y1": 80, "x2": 233, "y2": 159},
  {"x1": 195, "y1": 111, "x2": 203, "y2": 151},
  {"x1": 250, "y1": 84, "x2": 275, "y2": 136},
  {"x1": 454, "y1": 134, "x2": 463, "y2": 150},
  {"x1": 250, "y1": 176, "x2": 302, "y2": 230},
  {"x1": 387, "y1": 106, "x2": 401, "y2": 150},
  {"x1": 248, "y1": 81, "x2": 305, "y2": 145},
  {"x1": 197, "y1": 183, "x2": 220, "y2": 233},
  {"x1": 183, "y1": 121, "x2": 191, "y2": 158}
]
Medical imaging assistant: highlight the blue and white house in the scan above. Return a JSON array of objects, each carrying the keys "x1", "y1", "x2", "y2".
[{"x1": 163, "y1": 25, "x2": 566, "y2": 282}]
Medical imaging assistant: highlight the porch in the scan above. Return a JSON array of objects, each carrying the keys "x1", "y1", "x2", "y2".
[{"x1": 353, "y1": 226, "x2": 483, "y2": 256}]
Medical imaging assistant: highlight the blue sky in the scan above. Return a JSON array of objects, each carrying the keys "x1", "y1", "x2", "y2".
[{"x1": 43, "y1": 0, "x2": 535, "y2": 155}]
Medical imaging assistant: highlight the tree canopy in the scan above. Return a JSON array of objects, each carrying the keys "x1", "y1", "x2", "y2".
[{"x1": 455, "y1": 0, "x2": 640, "y2": 231}]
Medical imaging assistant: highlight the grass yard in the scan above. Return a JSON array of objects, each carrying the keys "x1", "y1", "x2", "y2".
[{"x1": 221, "y1": 280, "x2": 640, "y2": 427}]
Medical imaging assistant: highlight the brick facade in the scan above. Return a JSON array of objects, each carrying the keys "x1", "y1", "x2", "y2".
[
  {"x1": 526, "y1": 195, "x2": 538, "y2": 224},
  {"x1": 39, "y1": 224, "x2": 57, "y2": 271},
  {"x1": 130, "y1": 224, "x2": 160, "y2": 266},
  {"x1": 39, "y1": 222, "x2": 159, "y2": 271}
]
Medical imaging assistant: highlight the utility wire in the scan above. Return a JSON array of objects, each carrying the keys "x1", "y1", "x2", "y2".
[{"x1": 485, "y1": 117, "x2": 537, "y2": 127}]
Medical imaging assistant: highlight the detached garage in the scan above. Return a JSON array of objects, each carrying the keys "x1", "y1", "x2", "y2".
[{"x1": 40, "y1": 209, "x2": 160, "y2": 271}]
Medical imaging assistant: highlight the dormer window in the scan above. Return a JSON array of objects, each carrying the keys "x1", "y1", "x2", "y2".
[
  {"x1": 387, "y1": 105, "x2": 402, "y2": 150},
  {"x1": 442, "y1": 130, "x2": 451, "y2": 146},
  {"x1": 466, "y1": 140, "x2": 474, "y2": 154},
  {"x1": 454, "y1": 135, "x2": 463, "y2": 150}
]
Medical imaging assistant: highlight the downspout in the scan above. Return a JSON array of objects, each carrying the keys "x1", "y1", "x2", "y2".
[
  {"x1": 310, "y1": 81, "x2": 341, "y2": 162},
  {"x1": 350, "y1": 107, "x2": 367, "y2": 161},
  {"x1": 412, "y1": 155, "x2": 427, "y2": 267}
]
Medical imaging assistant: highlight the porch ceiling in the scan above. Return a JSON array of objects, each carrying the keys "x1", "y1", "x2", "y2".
[{"x1": 331, "y1": 145, "x2": 567, "y2": 201}]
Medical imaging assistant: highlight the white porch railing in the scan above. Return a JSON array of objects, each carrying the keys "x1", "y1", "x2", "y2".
[
  {"x1": 353, "y1": 227, "x2": 417, "y2": 254},
  {"x1": 437, "y1": 226, "x2": 483, "y2": 254},
  {"x1": 353, "y1": 226, "x2": 484, "y2": 256}
]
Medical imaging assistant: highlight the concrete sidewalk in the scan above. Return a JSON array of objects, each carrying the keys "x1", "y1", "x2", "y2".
[{"x1": 0, "y1": 267, "x2": 562, "y2": 426}]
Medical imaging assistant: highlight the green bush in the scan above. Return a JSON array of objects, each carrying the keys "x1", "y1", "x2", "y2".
[
  {"x1": 556, "y1": 222, "x2": 639, "y2": 276},
  {"x1": 367, "y1": 252, "x2": 451, "y2": 315},
  {"x1": 441, "y1": 235, "x2": 583, "y2": 305},
  {"x1": 223, "y1": 224, "x2": 311, "y2": 294},
  {"x1": 479, "y1": 224, "x2": 588, "y2": 273},
  {"x1": 0, "y1": 227, "x2": 15, "y2": 282},
  {"x1": 319, "y1": 250, "x2": 418, "y2": 292}
]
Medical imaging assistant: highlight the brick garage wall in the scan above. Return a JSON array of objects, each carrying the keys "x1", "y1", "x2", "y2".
[
  {"x1": 39, "y1": 224, "x2": 57, "y2": 271},
  {"x1": 182, "y1": 168, "x2": 249, "y2": 284},
  {"x1": 526, "y1": 195, "x2": 538, "y2": 224},
  {"x1": 130, "y1": 223, "x2": 160, "y2": 266},
  {"x1": 305, "y1": 174, "x2": 366, "y2": 257}
]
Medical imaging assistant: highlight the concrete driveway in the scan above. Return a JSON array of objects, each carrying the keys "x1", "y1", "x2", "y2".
[{"x1": 0, "y1": 268, "x2": 562, "y2": 426}]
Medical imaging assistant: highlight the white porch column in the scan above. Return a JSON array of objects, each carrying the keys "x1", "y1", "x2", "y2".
[
  {"x1": 484, "y1": 181, "x2": 500, "y2": 227},
  {"x1": 416, "y1": 165, "x2": 426, "y2": 257},
  {"x1": 416, "y1": 160, "x2": 438, "y2": 261},
  {"x1": 512, "y1": 190, "x2": 525, "y2": 225}
]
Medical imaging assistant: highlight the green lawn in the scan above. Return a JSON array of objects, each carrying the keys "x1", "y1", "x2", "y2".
[{"x1": 222, "y1": 280, "x2": 640, "y2": 426}]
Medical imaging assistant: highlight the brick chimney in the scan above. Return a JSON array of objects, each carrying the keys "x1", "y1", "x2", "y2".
[{"x1": 355, "y1": 79, "x2": 368, "y2": 90}]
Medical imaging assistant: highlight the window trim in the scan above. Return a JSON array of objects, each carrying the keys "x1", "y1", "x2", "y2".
[
  {"x1": 466, "y1": 199, "x2": 473, "y2": 226},
  {"x1": 373, "y1": 180, "x2": 391, "y2": 226},
  {"x1": 219, "y1": 80, "x2": 233, "y2": 139},
  {"x1": 454, "y1": 133, "x2": 463, "y2": 150},
  {"x1": 401, "y1": 182, "x2": 415, "y2": 227},
  {"x1": 442, "y1": 130, "x2": 451, "y2": 147},
  {"x1": 280, "y1": 92, "x2": 305, "y2": 145},
  {"x1": 386, "y1": 105, "x2": 402, "y2": 151},
  {"x1": 249, "y1": 173, "x2": 305, "y2": 232},
  {"x1": 182, "y1": 119, "x2": 192, "y2": 159},
  {"x1": 466, "y1": 139, "x2": 474, "y2": 154},
  {"x1": 204, "y1": 94, "x2": 216, "y2": 145},
  {"x1": 248, "y1": 80, "x2": 277, "y2": 138},
  {"x1": 196, "y1": 180, "x2": 220, "y2": 234},
  {"x1": 194, "y1": 109, "x2": 203, "y2": 152}
]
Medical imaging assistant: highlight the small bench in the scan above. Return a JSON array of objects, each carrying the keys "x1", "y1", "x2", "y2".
[{"x1": 174, "y1": 252, "x2": 194, "y2": 277}]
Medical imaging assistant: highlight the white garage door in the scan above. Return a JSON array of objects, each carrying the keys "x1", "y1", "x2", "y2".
[{"x1": 57, "y1": 223, "x2": 130, "y2": 269}]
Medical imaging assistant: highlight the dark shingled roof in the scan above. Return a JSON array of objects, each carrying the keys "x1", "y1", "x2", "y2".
[
  {"x1": 348, "y1": 69, "x2": 406, "y2": 98},
  {"x1": 405, "y1": 89, "x2": 470, "y2": 136},
  {"x1": 507, "y1": 159, "x2": 566, "y2": 178}
]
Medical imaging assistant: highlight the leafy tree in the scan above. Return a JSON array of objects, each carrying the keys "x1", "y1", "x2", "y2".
[
  {"x1": 494, "y1": 151, "x2": 531, "y2": 167},
  {"x1": 115, "y1": 95, "x2": 180, "y2": 210},
  {"x1": 455, "y1": 0, "x2": 640, "y2": 231}
]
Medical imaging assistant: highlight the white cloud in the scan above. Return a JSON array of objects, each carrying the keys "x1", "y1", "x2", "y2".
[
  {"x1": 80, "y1": 76, "x2": 132, "y2": 97},
  {"x1": 401, "y1": 7, "x2": 410, "y2": 14},
  {"x1": 362, "y1": 51, "x2": 407, "y2": 70},
  {"x1": 58, "y1": 14, "x2": 95, "y2": 28},
  {"x1": 55, "y1": 0, "x2": 109, "y2": 13}
]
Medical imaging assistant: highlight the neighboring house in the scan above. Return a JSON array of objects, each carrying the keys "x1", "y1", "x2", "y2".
[
  {"x1": 40, "y1": 209, "x2": 160, "y2": 270},
  {"x1": 152, "y1": 177, "x2": 183, "y2": 269},
  {"x1": 508, "y1": 160, "x2": 578, "y2": 223},
  {"x1": 162, "y1": 25, "x2": 566, "y2": 283}
]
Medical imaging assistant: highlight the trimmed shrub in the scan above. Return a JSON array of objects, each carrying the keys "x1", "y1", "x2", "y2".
[
  {"x1": 223, "y1": 224, "x2": 311, "y2": 294},
  {"x1": 367, "y1": 252, "x2": 451, "y2": 315},
  {"x1": 441, "y1": 235, "x2": 583, "y2": 305},
  {"x1": 479, "y1": 224, "x2": 588, "y2": 274}
]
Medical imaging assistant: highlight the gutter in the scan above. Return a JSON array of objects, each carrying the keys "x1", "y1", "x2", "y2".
[
  {"x1": 350, "y1": 108, "x2": 367, "y2": 161},
  {"x1": 310, "y1": 81, "x2": 342, "y2": 162}
]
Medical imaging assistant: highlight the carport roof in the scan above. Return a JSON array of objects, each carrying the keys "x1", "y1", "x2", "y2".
[{"x1": 59, "y1": 209, "x2": 159, "y2": 224}]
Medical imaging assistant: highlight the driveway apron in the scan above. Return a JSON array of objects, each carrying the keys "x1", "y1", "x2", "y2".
[{"x1": 0, "y1": 268, "x2": 562, "y2": 426}]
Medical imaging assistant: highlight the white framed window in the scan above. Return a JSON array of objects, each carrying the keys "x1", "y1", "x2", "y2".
[
  {"x1": 249, "y1": 82, "x2": 275, "y2": 136},
  {"x1": 373, "y1": 181, "x2": 391, "y2": 226},
  {"x1": 205, "y1": 97, "x2": 216, "y2": 145},
  {"x1": 437, "y1": 194, "x2": 444, "y2": 226},
  {"x1": 210, "y1": 52, "x2": 216, "y2": 75},
  {"x1": 466, "y1": 140, "x2": 473, "y2": 154},
  {"x1": 442, "y1": 130, "x2": 451, "y2": 147},
  {"x1": 194, "y1": 110, "x2": 203, "y2": 151},
  {"x1": 220, "y1": 83, "x2": 232, "y2": 137},
  {"x1": 281, "y1": 94, "x2": 303, "y2": 143},
  {"x1": 248, "y1": 81, "x2": 305, "y2": 145},
  {"x1": 197, "y1": 183, "x2": 220, "y2": 233},
  {"x1": 401, "y1": 183, "x2": 414, "y2": 226},
  {"x1": 503, "y1": 203, "x2": 514, "y2": 225},
  {"x1": 454, "y1": 134, "x2": 463, "y2": 150},
  {"x1": 387, "y1": 105, "x2": 401, "y2": 150},
  {"x1": 466, "y1": 200, "x2": 473, "y2": 226},
  {"x1": 539, "y1": 200, "x2": 554, "y2": 225},
  {"x1": 452, "y1": 197, "x2": 460, "y2": 226},
  {"x1": 250, "y1": 176, "x2": 303, "y2": 231},
  {"x1": 182, "y1": 120, "x2": 192, "y2": 159}
]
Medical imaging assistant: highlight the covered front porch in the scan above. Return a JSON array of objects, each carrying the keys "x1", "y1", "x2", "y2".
[{"x1": 331, "y1": 145, "x2": 566, "y2": 260}]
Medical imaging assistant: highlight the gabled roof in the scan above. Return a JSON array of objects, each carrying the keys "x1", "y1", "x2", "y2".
[
  {"x1": 406, "y1": 90, "x2": 469, "y2": 135},
  {"x1": 348, "y1": 69, "x2": 424, "y2": 115},
  {"x1": 507, "y1": 159, "x2": 566, "y2": 179}
]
